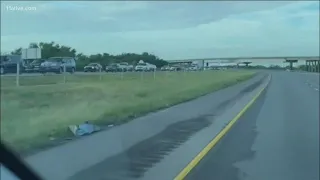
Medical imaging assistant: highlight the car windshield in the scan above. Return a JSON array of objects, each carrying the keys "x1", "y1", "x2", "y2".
[
  {"x1": 1, "y1": 2, "x2": 319, "y2": 180},
  {"x1": 31, "y1": 59, "x2": 43, "y2": 64}
]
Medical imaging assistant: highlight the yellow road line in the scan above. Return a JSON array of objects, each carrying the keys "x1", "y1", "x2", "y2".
[{"x1": 174, "y1": 75, "x2": 271, "y2": 180}]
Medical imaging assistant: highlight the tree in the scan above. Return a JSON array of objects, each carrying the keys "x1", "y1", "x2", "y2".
[
  {"x1": 268, "y1": 65, "x2": 283, "y2": 70},
  {"x1": 37, "y1": 42, "x2": 77, "y2": 58},
  {"x1": 252, "y1": 65, "x2": 267, "y2": 69},
  {"x1": 11, "y1": 48, "x2": 22, "y2": 55}
]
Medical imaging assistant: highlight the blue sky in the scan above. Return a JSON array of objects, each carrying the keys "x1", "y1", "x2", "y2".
[{"x1": 0, "y1": 1, "x2": 319, "y2": 60}]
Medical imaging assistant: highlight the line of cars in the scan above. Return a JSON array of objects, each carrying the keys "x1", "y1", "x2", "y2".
[
  {"x1": 1, "y1": 55, "x2": 159, "y2": 75},
  {"x1": 0, "y1": 55, "x2": 77, "y2": 75},
  {"x1": 31, "y1": 57, "x2": 76, "y2": 74},
  {"x1": 105, "y1": 62, "x2": 134, "y2": 72},
  {"x1": 23, "y1": 57, "x2": 76, "y2": 74},
  {"x1": 160, "y1": 64, "x2": 201, "y2": 71},
  {"x1": 88, "y1": 61, "x2": 157, "y2": 73}
]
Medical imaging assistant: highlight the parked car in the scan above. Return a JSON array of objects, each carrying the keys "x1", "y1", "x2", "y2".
[
  {"x1": 0, "y1": 55, "x2": 25, "y2": 75},
  {"x1": 188, "y1": 65, "x2": 199, "y2": 71},
  {"x1": 135, "y1": 62, "x2": 157, "y2": 72},
  {"x1": 105, "y1": 63, "x2": 119, "y2": 72},
  {"x1": 84, "y1": 63, "x2": 103, "y2": 72},
  {"x1": 161, "y1": 66, "x2": 170, "y2": 71},
  {"x1": 169, "y1": 66, "x2": 183, "y2": 71},
  {"x1": 24, "y1": 59, "x2": 46, "y2": 73},
  {"x1": 117, "y1": 62, "x2": 134, "y2": 72},
  {"x1": 39, "y1": 57, "x2": 76, "y2": 74}
]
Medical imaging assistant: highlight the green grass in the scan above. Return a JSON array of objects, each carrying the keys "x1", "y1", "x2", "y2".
[{"x1": 1, "y1": 71, "x2": 256, "y2": 153}]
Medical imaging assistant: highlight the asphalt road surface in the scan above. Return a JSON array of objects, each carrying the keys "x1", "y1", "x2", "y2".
[
  {"x1": 186, "y1": 72, "x2": 319, "y2": 180},
  {"x1": 24, "y1": 73, "x2": 267, "y2": 180}
]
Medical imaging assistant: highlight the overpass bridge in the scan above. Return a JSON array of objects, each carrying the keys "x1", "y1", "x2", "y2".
[{"x1": 166, "y1": 56, "x2": 320, "y2": 72}]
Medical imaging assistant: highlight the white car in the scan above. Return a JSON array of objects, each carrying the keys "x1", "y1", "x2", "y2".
[
  {"x1": 135, "y1": 62, "x2": 156, "y2": 71},
  {"x1": 189, "y1": 66, "x2": 199, "y2": 71},
  {"x1": 118, "y1": 62, "x2": 134, "y2": 72}
]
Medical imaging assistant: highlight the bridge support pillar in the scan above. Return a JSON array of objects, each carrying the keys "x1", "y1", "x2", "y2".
[
  {"x1": 315, "y1": 60, "x2": 320, "y2": 73},
  {"x1": 306, "y1": 60, "x2": 320, "y2": 72},
  {"x1": 285, "y1": 59, "x2": 298, "y2": 70},
  {"x1": 243, "y1": 62, "x2": 252, "y2": 68}
]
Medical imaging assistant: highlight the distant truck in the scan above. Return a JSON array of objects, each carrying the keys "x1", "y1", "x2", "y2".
[{"x1": 21, "y1": 48, "x2": 41, "y2": 60}]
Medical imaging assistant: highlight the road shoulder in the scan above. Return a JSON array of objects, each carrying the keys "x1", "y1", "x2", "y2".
[{"x1": 25, "y1": 73, "x2": 267, "y2": 180}]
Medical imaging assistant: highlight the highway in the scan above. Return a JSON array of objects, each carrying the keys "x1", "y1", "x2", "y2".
[
  {"x1": 24, "y1": 73, "x2": 268, "y2": 180},
  {"x1": 186, "y1": 72, "x2": 319, "y2": 180},
  {"x1": 20, "y1": 71, "x2": 319, "y2": 180}
]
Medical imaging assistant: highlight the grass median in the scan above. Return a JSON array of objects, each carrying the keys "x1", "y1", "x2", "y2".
[{"x1": 1, "y1": 70, "x2": 256, "y2": 154}]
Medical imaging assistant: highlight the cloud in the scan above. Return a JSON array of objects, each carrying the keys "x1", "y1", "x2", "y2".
[{"x1": 1, "y1": 1, "x2": 319, "y2": 59}]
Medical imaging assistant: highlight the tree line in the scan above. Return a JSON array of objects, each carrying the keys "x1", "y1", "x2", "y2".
[
  {"x1": 9, "y1": 42, "x2": 309, "y2": 71},
  {"x1": 10, "y1": 42, "x2": 168, "y2": 69}
]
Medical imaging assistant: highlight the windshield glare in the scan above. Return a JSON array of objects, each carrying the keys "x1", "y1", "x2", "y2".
[{"x1": 1, "y1": 2, "x2": 319, "y2": 180}]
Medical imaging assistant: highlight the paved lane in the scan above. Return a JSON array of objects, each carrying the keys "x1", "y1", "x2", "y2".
[
  {"x1": 186, "y1": 71, "x2": 319, "y2": 180},
  {"x1": 25, "y1": 74, "x2": 267, "y2": 180}
]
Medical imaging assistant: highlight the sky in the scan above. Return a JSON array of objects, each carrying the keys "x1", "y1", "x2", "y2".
[{"x1": 1, "y1": 1, "x2": 319, "y2": 61}]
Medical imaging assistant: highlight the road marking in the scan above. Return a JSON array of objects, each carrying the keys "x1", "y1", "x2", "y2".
[{"x1": 174, "y1": 75, "x2": 271, "y2": 180}]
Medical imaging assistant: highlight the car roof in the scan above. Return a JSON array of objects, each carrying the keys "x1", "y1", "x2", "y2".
[
  {"x1": 48, "y1": 57, "x2": 74, "y2": 58},
  {"x1": 1, "y1": 55, "x2": 22, "y2": 62}
]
